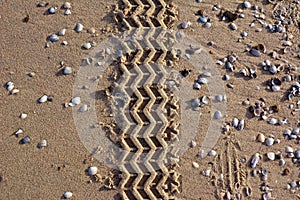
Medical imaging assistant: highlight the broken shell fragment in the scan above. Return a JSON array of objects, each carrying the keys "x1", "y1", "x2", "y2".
[
  {"x1": 38, "y1": 139, "x2": 47, "y2": 148},
  {"x1": 39, "y1": 95, "x2": 48, "y2": 103},
  {"x1": 82, "y1": 43, "x2": 92, "y2": 50},
  {"x1": 20, "y1": 136, "x2": 30, "y2": 144},
  {"x1": 63, "y1": 67, "x2": 72, "y2": 75},
  {"x1": 63, "y1": 192, "x2": 73, "y2": 199},
  {"x1": 20, "y1": 113, "x2": 28, "y2": 119}
]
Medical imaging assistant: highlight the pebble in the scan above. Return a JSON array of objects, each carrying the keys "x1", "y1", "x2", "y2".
[
  {"x1": 20, "y1": 113, "x2": 28, "y2": 119},
  {"x1": 49, "y1": 34, "x2": 59, "y2": 42},
  {"x1": 191, "y1": 98, "x2": 200, "y2": 108},
  {"x1": 62, "y1": 41, "x2": 68, "y2": 46},
  {"x1": 64, "y1": 9, "x2": 71, "y2": 15},
  {"x1": 294, "y1": 150, "x2": 300, "y2": 158},
  {"x1": 197, "y1": 77, "x2": 208, "y2": 84},
  {"x1": 63, "y1": 67, "x2": 72, "y2": 75},
  {"x1": 198, "y1": 16, "x2": 207, "y2": 23},
  {"x1": 269, "y1": 118, "x2": 277, "y2": 125},
  {"x1": 38, "y1": 139, "x2": 47, "y2": 148},
  {"x1": 88, "y1": 166, "x2": 98, "y2": 176},
  {"x1": 192, "y1": 162, "x2": 199, "y2": 168},
  {"x1": 250, "y1": 49, "x2": 261, "y2": 57},
  {"x1": 285, "y1": 146, "x2": 293, "y2": 153},
  {"x1": 37, "y1": 2, "x2": 48, "y2": 7},
  {"x1": 193, "y1": 82, "x2": 201, "y2": 90},
  {"x1": 232, "y1": 118, "x2": 239, "y2": 128},
  {"x1": 48, "y1": 7, "x2": 57, "y2": 14},
  {"x1": 215, "y1": 94, "x2": 224, "y2": 102},
  {"x1": 283, "y1": 41, "x2": 292, "y2": 46},
  {"x1": 87, "y1": 28, "x2": 96, "y2": 34},
  {"x1": 63, "y1": 191, "x2": 73, "y2": 199},
  {"x1": 204, "y1": 22, "x2": 212, "y2": 28},
  {"x1": 203, "y1": 169, "x2": 211, "y2": 177},
  {"x1": 79, "y1": 104, "x2": 88, "y2": 112},
  {"x1": 251, "y1": 153, "x2": 260, "y2": 168},
  {"x1": 190, "y1": 140, "x2": 197, "y2": 148},
  {"x1": 241, "y1": 31, "x2": 248, "y2": 37},
  {"x1": 71, "y1": 97, "x2": 81, "y2": 105}
]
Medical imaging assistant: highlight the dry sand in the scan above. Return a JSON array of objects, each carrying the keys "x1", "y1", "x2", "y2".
[{"x1": 1, "y1": 0, "x2": 300, "y2": 199}]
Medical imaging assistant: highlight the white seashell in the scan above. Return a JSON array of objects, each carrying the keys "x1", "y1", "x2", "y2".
[
  {"x1": 6, "y1": 81, "x2": 14, "y2": 91},
  {"x1": 229, "y1": 23, "x2": 237, "y2": 30},
  {"x1": 203, "y1": 169, "x2": 211, "y2": 177},
  {"x1": 181, "y1": 21, "x2": 191, "y2": 29},
  {"x1": 232, "y1": 118, "x2": 239, "y2": 128},
  {"x1": 62, "y1": 41, "x2": 68, "y2": 45},
  {"x1": 257, "y1": 133, "x2": 265, "y2": 143},
  {"x1": 244, "y1": 1, "x2": 251, "y2": 8},
  {"x1": 193, "y1": 82, "x2": 201, "y2": 90},
  {"x1": 88, "y1": 166, "x2": 98, "y2": 176},
  {"x1": 268, "y1": 65, "x2": 277, "y2": 74},
  {"x1": 82, "y1": 43, "x2": 92, "y2": 50},
  {"x1": 20, "y1": 113, "x2": 28, "y2": 119},
  {"x1": 39, "y1": 95, "x2": 48, "y2": 103},
  {"x1": 63, "y1": 2, "x2": 71, "y2": 9},
  {"x1": 271, "y1": 85, "x2": 280, "y2": 92},
  {"x1": 71, "y1": 97, "x2": 81, "y2": 105},
  {"x1": 267, "y1": 152, "x2": 275, "y2": 160},
  {"x1": 10, "y1": 89, "x2": 19, "y2": 94},
  {"x1": 283, "y1": 41, "x2": 292, "y2": 46},
  {"x1": 237, "y1": 119, "x2": 245, "y2": 130},
  {"x1": 197, "y1": 77, "x2": 208, "y2": 84},
  {"x1": 75, "y1": 23, "x2": 83, "y2": 32},
  {"x1": 64, "y1": 9, "x2": 71, "y2": 15},
  {"x1": 14, "y1": 129, "x2": 23, "y2": 136},
  {"x1": 251, "y1": 153, "x2": 260, "y2": 168},
  {"x1": 63, "y1": 67, "x2": 72, "y2": 75},
  {"x1": 239, "y1": 69, "x2": 248, "y2": 76},
  {"x1": 48, "y1": 7, "x2": 57, "y2": 14},
  {"x1": 204, "y1": 22, "x2": 212, "y2": 28},
  {"x1": 201, "y1": 96, "x2": 209, "y2": 104},
  {"x1": 293, "y1": 128, "x2": 300, "y2": 135},
  {"x1": 79, "y1": 104, "x2": 88, "y2": 112},
  {"x1": 265, "y1": 138, "x2": 274, "y2": 146},
  {"x1": 38, "y1": 139, "x2": 47, "y2": 148},
  {"x1": 192, "y1": 162, "x2": 199, "y2": 168},
  {"x1": 241, "y1": 31, "x2": 248, "y2": 37},
  {"x1": 208, "y1": 150, "x2": 217, "y2": 156},
  {"x1": 214, "y1": 111, "x2": 222, "y2": 119},
  {"x1": 285, "y1": 146, "x2": 293, "y2": 153},
  {"x1": 215, "y1": 94, "x2": 224, "y2": 102},
  {"x1": 250, "y1": 49, "x2": 261, "y2": 57},
  {"x1": 49, "y1": 34, "x2": 59, "y2": 42},
  {"x1": 269, "y1": 118, "x2": 277, "y2": 125},
  {"x1": 58, "y1": 29, "x2": 66, "y2": 36},
  {"x1": 283, "y1": 129, "x2": 292, "y2": 136},
  {"x1": 63, "y1": 192, "x2": 73, "y2": 199}
]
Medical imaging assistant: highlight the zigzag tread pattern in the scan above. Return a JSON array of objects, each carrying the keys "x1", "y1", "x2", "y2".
[{"x1": 107, "y1": 1, "x2": 181, "y2": 199}]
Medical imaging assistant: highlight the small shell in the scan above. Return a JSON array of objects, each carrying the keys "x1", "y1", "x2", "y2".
[
  {"x1": 181, "y1": 21, "x2": 191, "y2": 29},
  {"x1": 88, "y1": 166, "x2": 98, "y2": 176},
  {"x1": 267, "y1": 152, "x2": 275, "y2": 160},
  {"x1": 87, "y1": 28, "x2": 96, "y2": 34},
  {"x1": 39, "y1": 95, "x2": 48, "y2": 103},
  {"x1": 58, "y1": 29, "x2": 66, "y2": 36},
  {"x1": 38, "y1": 139, "x2": 47, "y2": 148},
  {"x1": 232, "y1": 118, "x2": 239, "y2": 127},
  {"x1": 14, "y1": 129, "x2": 24, "y2": 137},
  {"x1": 63, "y1": 67, "x2": 72, "y2": 75},
  {"x1": 62, "y1": 2, "x2": 71, "y2": 9},
  {"x1": 215, "y1": 94, "x2": 224, "y2": 102},
  {"x1": 243, "y1": 1, "x2": 251, "y2": 8},
  {"x1": 292, "y1": 128, "x2": 300, "y2": 135},
  {"x1": 20, "y1": 113, "x2": 28, "y2": 119},
  {"x1": 285, "y1": 146, "x2": 293, "y2": 153},
  {"x1": 192, "y1": 162, "x2": 199, "y2": 168},
  {"x1": 197, "y1": 77, "x2": 208, "y2": 84},
  {"x1": 20, "y1": 136, "x2": 31, "y2": 144},
  {"x1": 237, "y1": 119, "x2": 245, "y2": 130},
  {"x1": 190, "y1": 140, "x2": 197, "y2": 148},
  {"x1": 193, "y1": 82, "x2": 201, "y2": 90},
  {"x1": 201, "y1": 96, "x2": 209, "y2": 104},
  {"x1": 241, "y1": 31, "x2": 248, "y2": 37},
  {"x1": 49, "y1": 34, "x2": 59, "y2": 42},
  {"x1": 75, "y1": 23, "x2": 83, "y2": 32},
  {"x1": 10, "y1": 89, "x2": 20, "y2": 94},
  {"x1": 250, "y1": 153, "x2": 260, "y2": 168},
  {"x1": 198, "y1": 16, "x2": 207, "y2": 23},
  {"x1": 79, "y1": 104, "x2": 88, "y2": 112},
  {"x1": 265, "y1": 138, "x2": 274, "y2": 146},
  {"x1": 82, "y1": 43, "x2": 92, "y2": 50},
  {"x1": 71, "y1": 97, "x2": 81, "y2": 105},
  {"x1": 294, "y1": 150, "x2": 300, "y2": 158},
  {"x1": 257, "y1": 133, "x2": 265, "y2": 143},
  {"x1": 269, "y1": 118, "x2": 277, "y2": 125},
  {"x1": 6, "y1": 81, "x2": 14, "y2": 91},
  {"x1": 283, "y1": 41, "x2": 292, "y2": 46},
  {"x1": 203, "y1": 169, "x2": 211, "y2": 177},
  {"x1": 250, "y1": 49, "x2": 261, "y2": 57},
  {"x1": 214, "y1": 111, "x2": 222, "y2": 119},
  {"x1": 191, "y1": 98, "x2": 200, "y2": 108},
  {"x1": 208, "y1": 150, "x2": 217, "y2": 156},
  {"x1": 268, "y1": 65, "x2": 277, "y2": 74},
  {"x1": 229, "y1": 23, "x2": 237, "y2": 30},
  {"x1": 63, "y1": 192, "x2": 73, "y2": 199},
  {"x1": 48, "y1": 7, "x2": 57, "y2": 14},
  {"x1": 64, "y1": 9, "x2": 71, "y2": 15}
]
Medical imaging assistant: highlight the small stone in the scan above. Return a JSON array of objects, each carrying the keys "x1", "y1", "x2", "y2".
[
  {"x1": 20, "y1": 136, "x2": 30, "y2": 144},
  {"x1": 87, "y1": 27, "x2": 96, "y2": 34},
  {"x1": 48, "y1": 7, "x2": 57, "y2": 14},
  {"x1": 229, "y1": 23, "x2": 237, "y2": 30},
  {"x1": 241, "y1": 31, "x2": 248, "y2": 37},
  {"x1": 294, "y1": 150, "x2": 300, "y2": 158},
  {"x1": 75, "y1": 23, "x2": 83, "y2": 32},
  {"x1": 58, "y1": 28, "x2": 66, "y2": 36},
  {"x1": 181, "y1": 21, "x2": 191, "y2": 29},
  {"x1": 283, "y1": 41, "x2": 292, "y2": 46},
  {"x1": 203, "y1": 169, "x2": 211, "y2": 177},
  {"x1": 71, "y1": 97, "x2": 81, "y2": 105},
  {"x1": 192, "y1": 162, "x2": 199, "y2": 168},
  {"x1": 243, "y1": 1, "x2": 251, "y2": 8},
  {"x1": 285, "y1": 146, "x2": 294, "y2": 153},
  {"x1": 190, "y1": 140, "x2": 196, "y2": 148},
  {"x1": 214, "y1": 111, "x2": 222, "y2": 119},
  {"x1": 49, "y1": 34, "x2": 59, "y2": 42},
  {"x1": 39, "y1": 95, "x2": 48, "y2": 103},
  {"x1": 62, "y1": 2, "x2": 71, "y2": 9},
  {"x1": 82, "y1": 43, "x2": 92, "y2": 50},
  {"x1": 64, "y1": 9, "x2": 71, "y2": 15}
]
